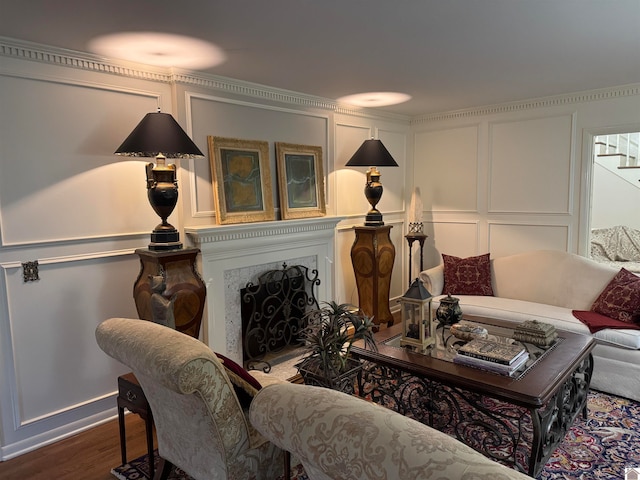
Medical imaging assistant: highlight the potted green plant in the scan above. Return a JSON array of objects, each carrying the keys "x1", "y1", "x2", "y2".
[{"x1": 296, "y1": 301, "x2": 377, "y2": 393}]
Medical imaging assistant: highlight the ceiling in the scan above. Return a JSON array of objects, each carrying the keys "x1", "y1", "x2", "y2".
[{"x1": 2, "y1": 0, "x2": 639, "y2": 116}]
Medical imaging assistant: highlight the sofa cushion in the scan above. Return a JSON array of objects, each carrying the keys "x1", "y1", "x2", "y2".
[
  {"x1": 434, "y1": 295, "x2": 640, "y2": 350},
  {"x1": 591, "y1": 268, "x2": 640, "y2": 323},
  {"x1": 442, "y1": 253, "x2": 494, "y2": 296}
]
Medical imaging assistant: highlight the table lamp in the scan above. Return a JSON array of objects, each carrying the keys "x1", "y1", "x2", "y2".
[
  {"x1": 345, "y1": 139, "x2": 398, "y2": 226},
  {"x1": 115, "y1": 109, "x2": 204, "y2": 251}
]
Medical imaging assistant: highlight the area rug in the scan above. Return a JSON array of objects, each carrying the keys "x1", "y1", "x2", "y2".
[{"x1": 112, "y1": 390, "x2": 639, "y2": 480}]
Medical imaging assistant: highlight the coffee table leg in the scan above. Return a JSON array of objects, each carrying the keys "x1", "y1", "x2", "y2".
[{"x1": 528, "y1": 354, "x2": 593, "y2": 476}]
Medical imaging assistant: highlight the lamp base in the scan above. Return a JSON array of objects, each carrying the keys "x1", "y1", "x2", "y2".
[
  {"x1": 364, "y1": 209, "x2": 384, "y2": 227},
  {"x1": 149, "y1": 229, "x2": 183, "y2": 251}
]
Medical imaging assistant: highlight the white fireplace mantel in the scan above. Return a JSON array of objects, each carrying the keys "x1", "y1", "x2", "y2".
[{"x1": 186, "y1": 217, "x2": 344, "y2": 361}]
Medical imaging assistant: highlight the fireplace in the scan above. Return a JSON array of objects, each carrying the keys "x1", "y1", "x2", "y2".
[{"x1": 186, "y1": 217, "x2": 343, "y2": 364}]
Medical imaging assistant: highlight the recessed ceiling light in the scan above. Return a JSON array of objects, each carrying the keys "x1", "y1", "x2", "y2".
[
  {"x1": 88, "y1": 32, "x2": 226, "y2": 70},
  {"x1": 337, "y1": 92, "x2": 412, "y2": 108}
]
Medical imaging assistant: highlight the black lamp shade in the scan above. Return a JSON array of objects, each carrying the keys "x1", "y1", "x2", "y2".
[
  {"x1": 114, "y1": 112, "x2": 204, "y2": 158},
  {"x1": 345, "y1": 139, "x2": 398, "y2": 167}
]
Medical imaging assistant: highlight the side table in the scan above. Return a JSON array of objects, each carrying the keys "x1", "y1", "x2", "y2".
[
  {"x1": 118, "y1": 372, "x2": 154, "y2": 477},
  {"x1": 350, "y1": 225, "x2": 395, "y2": 327},
  {"x1": 405, "y1": 232, "x2": 427, "y2": 285}
]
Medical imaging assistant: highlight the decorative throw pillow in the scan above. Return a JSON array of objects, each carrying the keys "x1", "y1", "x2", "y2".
[
  {"x1": 590, "y1": 268, "x2": 640, "y2": 323},
  {"x1": 214, "y1": 352, "x2": 262, "y2": 408},
  {"x1": 442, "y1": 253, "x2": 494, "y2": 296}
]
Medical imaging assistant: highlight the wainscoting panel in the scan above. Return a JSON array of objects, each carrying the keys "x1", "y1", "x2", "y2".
[
  {"x1": 2, "y1": 253, "x2": 138, "y2": 423},
  {"x1": 335, "y1": 123, "x2": 374, "y2": 217},
  {"x1": 488, "y1": 222, "x2": 570, "y2": 258},
  {"x1": 488, "y1": 114, "x2": 574, "y2": 214},
  {"x1": 336, "y1": 224, "x2": 359, "y2": 306},
  {"x1": 0, "y1": 251, "x2": 139, "y2": 456},
  {"x1": 377, "y1": 128, "x2": 407, "y2": 215},
  {"x1": 0, "y1": 73, "x2": 166, "y2": 246},
  {"x1": 414, "y1": 125, "x2": 479, "y2": 213},
  {"x1": 423, "y1": 220, "x2": 480, "y2": 269},
  {"x1": 187, "y1": 93, "x2": 330, "y2": 220}
]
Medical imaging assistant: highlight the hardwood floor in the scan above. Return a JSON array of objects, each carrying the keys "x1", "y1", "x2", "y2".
[{"x1": 0, "y1": 413, "x2": 151, "y2": 480}]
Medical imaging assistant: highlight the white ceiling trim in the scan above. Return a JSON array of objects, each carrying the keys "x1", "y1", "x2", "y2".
[{"x1": 2, "y1": 36, "x2": 638, "y2": 125}]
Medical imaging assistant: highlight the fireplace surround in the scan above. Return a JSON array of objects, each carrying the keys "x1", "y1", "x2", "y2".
[{"x1": 186, "y1": 217, "x2": 343, "y2": 363}]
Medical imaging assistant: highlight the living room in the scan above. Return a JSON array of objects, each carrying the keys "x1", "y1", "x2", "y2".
[{"x1": 0, "y1": 1, "x2": 639, "y2": 477}]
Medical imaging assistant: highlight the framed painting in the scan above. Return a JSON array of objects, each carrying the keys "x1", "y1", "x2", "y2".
[
  {"x1": 208, "y1": 136, "x2": 275, "y2": 224},
  {"x1": 275, "y1": 142, "x2": 326, "y2": 219}
]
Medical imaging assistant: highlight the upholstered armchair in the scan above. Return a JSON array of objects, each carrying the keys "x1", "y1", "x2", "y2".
[
  {"x1": 249, "y1": 383, "x2": 535, "y2": 480},
  {"x1": 96, "y1": 317, "x2": 285, "y2": 480}
]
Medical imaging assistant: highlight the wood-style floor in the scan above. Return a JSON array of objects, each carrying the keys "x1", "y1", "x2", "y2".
[{"x1": 0, "y1": 413, "x2": 151, "y2": 480}]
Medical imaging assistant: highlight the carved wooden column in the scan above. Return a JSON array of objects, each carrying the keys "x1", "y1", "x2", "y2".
[
  {"x1": 350, "y1": 225, "x2": 395, "y2": 327},
  {"x1": 133, "y1": 247, "x2": 206, "y2": 338}
]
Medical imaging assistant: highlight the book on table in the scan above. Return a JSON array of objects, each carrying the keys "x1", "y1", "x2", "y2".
[
  {"x1": 457, "y1": 338, "x2": 526, "y2": 365},
  {"x1": 454, "y1": 350, "x2": 529, "y2": 376}
]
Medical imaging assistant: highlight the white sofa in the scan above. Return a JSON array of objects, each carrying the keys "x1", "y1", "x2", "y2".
[{"x1": 419, "y1": 250, "x2": 640, "y2": 402}]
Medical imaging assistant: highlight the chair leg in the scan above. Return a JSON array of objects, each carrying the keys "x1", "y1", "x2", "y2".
[
  {"x1": 153, "y1": 458, "x2": 173, "y2": 480},
  {"x1": 145, "y1": 412, "x2": 155, "y2": 479},
  {"x1": 284, "y1": 450, "x2": 291, "y2": 479},
  {"x1": 117, "y1": 405, "x2": 127, "y2": 465}
]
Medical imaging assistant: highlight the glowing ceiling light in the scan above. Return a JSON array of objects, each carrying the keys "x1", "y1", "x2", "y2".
[
  {"x1": 337, "y1": 92, "x2": 412, "y2": 108},
  {"x1": 88, "y1": 32, "x2": 226, "y2": 70}
]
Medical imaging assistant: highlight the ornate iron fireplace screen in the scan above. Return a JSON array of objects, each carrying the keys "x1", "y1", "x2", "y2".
[{"x1": 241, "y1": 263, "x2": 319, "y2": 372}]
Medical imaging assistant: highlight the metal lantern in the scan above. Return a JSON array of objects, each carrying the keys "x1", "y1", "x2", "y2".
[{"x1": 400, "y1": 278, "x2": 435, "y2": 353}]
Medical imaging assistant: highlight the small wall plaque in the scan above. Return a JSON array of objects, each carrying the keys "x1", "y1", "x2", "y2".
[{"x1": 22, "y1": 260, "x2": 39, "y2": 282}]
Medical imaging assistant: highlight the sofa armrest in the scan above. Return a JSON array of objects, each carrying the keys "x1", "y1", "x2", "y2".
[{"x1": 420, "y1": 264, "x2": 444, "y2": 295}]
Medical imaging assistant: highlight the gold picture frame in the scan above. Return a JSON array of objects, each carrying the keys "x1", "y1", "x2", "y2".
[
  {"x1": 208, "y1": 136, "x2": 275, "y2": 224},
  {"x1": 275, "y1": 142, "x2": 326, "y2": 219}
]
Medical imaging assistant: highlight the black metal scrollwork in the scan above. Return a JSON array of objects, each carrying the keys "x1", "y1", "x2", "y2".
[
  {"x1": 357, "y1": 354, "x2": 592, "y2": 477},
  {"x1": 241, "y1": 263, "x2": 319, "y2": 372}
]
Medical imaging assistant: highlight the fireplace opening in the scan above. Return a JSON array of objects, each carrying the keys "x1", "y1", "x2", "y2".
[{"x1": 241, "y1": 263, "x2": 319, "y2": 373}]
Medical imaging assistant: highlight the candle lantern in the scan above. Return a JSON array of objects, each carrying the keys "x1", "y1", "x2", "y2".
[{"x1": 400, "y1": 278, "x2": 435, "y2": 353}]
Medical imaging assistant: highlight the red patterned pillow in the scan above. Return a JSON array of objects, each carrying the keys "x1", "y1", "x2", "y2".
[
  {"x1": 591, "y1": 268, "x2": 640, "y2": 323},
  {"x1": 214, "y1": 352, "x2": 262, "y2": 407},
  {"x1": 442, "y1": 253, "x2": 494, "y2": 296}
]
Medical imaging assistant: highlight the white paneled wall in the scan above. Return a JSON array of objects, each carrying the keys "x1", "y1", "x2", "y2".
[
  {"x1": 0, "y1": 50, "x2": 175, "y2": 458},
  {"x1": 415, "y1": 126, "x2": 479, "y2": 213},
  {"x1": 488, "y1": 115, "x2": 574, "y2": 214},
  {"x1": 412, "y1": 98, "x2": 639, "y2": 270}
]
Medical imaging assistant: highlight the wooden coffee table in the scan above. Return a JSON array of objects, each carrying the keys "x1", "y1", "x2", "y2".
[{"x1": 351, "y1": 316, "x2": 595, "y2": 477}]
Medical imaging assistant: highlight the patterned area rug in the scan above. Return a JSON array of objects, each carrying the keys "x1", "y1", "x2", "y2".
[{"x1": 112, "y1": 390, "x2": 639, "y2": 480}]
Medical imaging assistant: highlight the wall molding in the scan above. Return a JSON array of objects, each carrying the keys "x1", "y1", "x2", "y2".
[
  {"x1": 5, "y1": 37, "x2": 635, "y2": 126},
  {"x1": 412, "y1": 84, "x2": 640, "y2": 125},
  {"x1": 0, "y1": 36, "x2": 408, "y2": 123}
]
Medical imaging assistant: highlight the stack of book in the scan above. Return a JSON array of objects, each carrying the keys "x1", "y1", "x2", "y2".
[
  {"x1": 513, "y1": 319, "x2": 557, "y2": 346},
  {"x1": 454, "y1": 338, "x2": 529, "y2": 376}
]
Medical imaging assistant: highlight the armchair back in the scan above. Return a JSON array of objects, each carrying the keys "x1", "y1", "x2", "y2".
[{"x1": 96, "y1": 317, "x2": 283, "y2": 480}]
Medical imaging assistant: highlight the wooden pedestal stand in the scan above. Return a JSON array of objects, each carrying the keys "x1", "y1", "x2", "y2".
[
  {"x1": 132, "y1": 247, "x2": 206, "y2": 337},
  {"x1": 350, "y1": 225, "x2": 395, "y2": 327}
]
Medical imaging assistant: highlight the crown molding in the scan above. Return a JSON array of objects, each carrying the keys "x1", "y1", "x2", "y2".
[
  {"x1": 411, "y1": 84, "x2": 640, "y2": 125},
  {"x1": 0, "y1": 36, "x2": 172, "y2": 83},
  {"x1": 3, "y1": 36, "x2": 636, "y2": 125},
  {"x1": 171, "y1": 69, "x2": 410, "y2": 122},
  {"x1": 0, "y1": 36, "x2": 409, "y2": 123}
]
